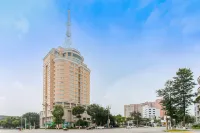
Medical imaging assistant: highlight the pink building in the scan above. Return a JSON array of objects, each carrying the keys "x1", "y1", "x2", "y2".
[{"x1": 124, "y1": 99, "x2": 165, "y2": 118}]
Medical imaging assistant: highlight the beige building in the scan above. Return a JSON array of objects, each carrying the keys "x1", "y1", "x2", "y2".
[{"x1": 40, "y1": 9, "x2": 91, "y2": 127}]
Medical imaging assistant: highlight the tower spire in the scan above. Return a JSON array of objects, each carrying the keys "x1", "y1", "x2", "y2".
[{"x1": 63, "y1": 3, "x2": 72, "y2": 48}]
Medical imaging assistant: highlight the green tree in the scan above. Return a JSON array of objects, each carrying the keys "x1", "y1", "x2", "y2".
[
  {"x1": 52, "y1": 105, "x2": 64, "y2": 129},
  {"x1": 87, "y1": 104, "x2": 105, "y2": 126},
  {"x1": 141, "y1": 118, "x2": 150, "y2": 126},
  {"x1": 75, "y1": 119, "x2": 88, "y2": 127},
  {"x1": 12, "y1": 119, "x2": 20, "y2": 128},
  {"x1": 173, "y1": 68, "x2": 196, "y2": 127},
  {"x1": 126, "y1": 117, "x2": 133, "y2": 121},
  {"x1": 157, "y1": 80, "x2": 177, "y2": 125},
  {"x1": 72, "y1": 106, "x2": 85, "y2": 119},
  {"x1": 115, "y1": 114, "x2": 125, "y2": 126},
  {"x1": 72, "y1": 106, "x2": 85, "y2": 127},
  {"x1": 22, "y1": 112, "x2": 40, "y2": 129},
  {"x1": 0, "y1": 120, "x2": 7, "y2": 128},
  {"x1": 87, "y1": 104, "x2": 114, "y2": 126},
  {"x1": 185, "y1": 114, "x2": 195, "y2": 124},
  {"x1": 130, "y1": 111, "x2": 142, "y2": 127}
]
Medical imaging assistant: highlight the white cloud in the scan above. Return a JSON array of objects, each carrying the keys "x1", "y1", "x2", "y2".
[
  {"x1": 181, "y1": 16, "x2": 200, "y2": 35},
  {"x1": 14, "y1": 16, "x2": 30, "y2": 38},
  {"x1": 138, "y1": 0, "x2": 153, "y2": 9},
  {"x1": 13, "y1": 81, "x2": 24, "y2": 90},
  {"x1": 0, "y1": 96, "x2": 6, "y2": 114}
]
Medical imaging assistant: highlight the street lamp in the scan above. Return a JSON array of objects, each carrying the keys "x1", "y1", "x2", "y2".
[{"x1": 107, "y1": 105, "x2": 111, "y2": 128}]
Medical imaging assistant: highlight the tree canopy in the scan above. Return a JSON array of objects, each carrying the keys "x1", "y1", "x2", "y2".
[
  {"x1": 72, "y1": 106, "x2": 85, "y2": 118},
  {"x1": 156, "y1": 68, "x2": 196, "y2": 127},
  {"x1": 86, "y1": 104, "x2": 115, "y2": 126},
  {"x1": 22, "y1": 112, "x2": 40, "y2": 129},
  {"x1": 130, "y1": 111, "x2": 142, "y2": 126},
  {"x1": 52, "y1": 105, "x2": 64, "y2": 125},
  {"x1": 114, "y1": 114, "x2": 125, "y2": 125},
  {"x1": 0, "y1": 116, "x2": 20, "y2": 128}
]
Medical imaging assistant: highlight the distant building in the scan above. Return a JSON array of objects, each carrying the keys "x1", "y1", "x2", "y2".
[
  {"x1": 142, "y1": 105, "x2": 160, "y2": 119},
  {"x1": 40, "y1": 9, "x2": 91, "y2": 128},
  {"x1": 0, "y1": 115, "x2": 7, "y2": 120},
  {"x1": 124, "y1": 99, "x2": 165, "y2": 118}
]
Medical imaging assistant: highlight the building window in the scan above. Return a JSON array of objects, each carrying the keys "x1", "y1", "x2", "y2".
[{"x1": 68, "y1": 52, "x2": 71, "y2": 56}]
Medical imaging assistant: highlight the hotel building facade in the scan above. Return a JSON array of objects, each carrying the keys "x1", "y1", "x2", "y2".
[{"x1": 40, "y1": 9, "x2": 91, "y2": 127}]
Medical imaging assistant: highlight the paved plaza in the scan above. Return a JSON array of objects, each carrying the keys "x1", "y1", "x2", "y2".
[{"x1": 0, "y1": 127, "x2": 195, "y2": 133}]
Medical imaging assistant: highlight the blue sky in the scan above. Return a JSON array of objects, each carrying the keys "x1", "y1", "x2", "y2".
[{"x1": 0, "y1": 0, "x2": 200, "y2": 116}]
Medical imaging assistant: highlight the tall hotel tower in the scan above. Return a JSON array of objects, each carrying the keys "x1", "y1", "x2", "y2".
[{"x1": 40, "y1": 9, "x2": 91, "y2": 127}]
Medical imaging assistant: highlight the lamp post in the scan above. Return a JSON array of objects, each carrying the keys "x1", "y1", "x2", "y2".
[
  {"x1": 24, "y1": 118, "x2": 27, "y2": 130},
  {"x1": 107, "y1": 106, "x2": 111, "y2": 128},
  {"x1": 21, "y1": 116, "x2": 22, "y2": 130},
  {"x1": 168, "y1": 92, "x2": 172, "y2": 130},
  {"x1": 42, "y1": 102, "x2": 49, "y2": 129}
]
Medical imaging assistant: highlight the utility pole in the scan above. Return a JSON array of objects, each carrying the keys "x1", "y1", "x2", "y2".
[
  {"x1": 107, "y1": 106, "x2": 111, "y2": 128},
  {"x1": 21, "y1": 116, "x2": 22, "y2": 130},
  {"x1": 166, "y1": 116, "x2": 168, "y2": 131},
  {"x1": 29, "y1": 116, "x2": 31, "y2": 130},
  {"x1": 42, "y1": 99, "x2": 48, "y2": 129},
  {"x1": 25, "y1": 118, "x2": 27, "y2": 130}
]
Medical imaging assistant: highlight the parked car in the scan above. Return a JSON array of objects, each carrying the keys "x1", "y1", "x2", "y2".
[
  {"x1": 96, "y1": 126, "x2": 104, "y2": 129},
  {"x1": 126, "y1": 126, "x2": 131, "y2": 129},
  {"x1": 130, "y1": 125, "x2": 136, "y2": 128},
  {"x1": 87, "y1": 126, "x2": 95, "y2": 130}
]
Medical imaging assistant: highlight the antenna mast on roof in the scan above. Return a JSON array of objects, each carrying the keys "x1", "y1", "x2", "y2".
[{"x1": 63, "y1": 2, "x2": 72, "y2": 48}]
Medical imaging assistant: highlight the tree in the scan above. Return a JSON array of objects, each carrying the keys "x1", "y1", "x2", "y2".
[
  {"x1": 12, "y1": 119, "x2": 20, "y2": 128},
  {"x1": 185, "y1": 114, "x2": 195, "y2": 124},
  {"x1": 72, "y1": 106, "x2": 85, "y2": 128},
  {"x1": 87, "y1": 104, "x2": 114, "y2": 126},
  {"x1": 115, "y1": 114, "x2": 125, "y2": 126},
  {"x1": 141, "y1": 118, "x2": 150, "y2": 126},
  {"x1": 130, "y1": 111, "x2": 142, "y2": 127},
  {"x1": 72, "y1": 106, "x2": 85, "y2": 119},
  {"x1": 157, "y1": 80, "x2": 177, "y2": 125},
  {"x1": 0, "y1": 120, "x2": 7, "y2": 128},
  {"x1": 126, "y1": 117, "x2": 133, "y2": 121},
  {"x1": 52, "y1": 105, "x2": 64, "y2": 129},
  {"x1": 173, "y1": 68, "x2": 196, "y2": 127},
  {"x1": 75, "y1": 119, "x2": 88, "y2": 127},
  {"x1": 87, "y1": 104, "x2": 105, "y2": 126},
  {"x1": 22, "y1": 112, "x2": 40, "y2": 129}
]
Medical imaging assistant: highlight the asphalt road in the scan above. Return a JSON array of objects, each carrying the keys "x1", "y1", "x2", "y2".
[
  {"x1": 0, "y1": 127, "x2": 167, "y2": 133},
  {"x1": 1, "y1": 127, "x2": 199, "y2": 133}
]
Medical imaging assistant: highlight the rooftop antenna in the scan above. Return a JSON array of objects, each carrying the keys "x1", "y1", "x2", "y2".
[{"x1": 63, "y1": 2, "x2": 72, "y2": 48}]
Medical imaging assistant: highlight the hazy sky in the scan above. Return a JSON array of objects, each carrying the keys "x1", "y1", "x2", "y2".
[{"x1": 0, "y1": 0, "x2": 200, "y2": 116}]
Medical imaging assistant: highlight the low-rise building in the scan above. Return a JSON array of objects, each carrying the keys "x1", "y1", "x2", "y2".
[
  {"x1": 142, "y1": 105, "x2": 160, "y2": 119},
  {"x1": 124, "y1": 99, "x2": 165, "y2": 118}
]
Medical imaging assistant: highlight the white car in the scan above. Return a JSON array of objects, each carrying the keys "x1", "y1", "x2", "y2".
[
  {"x1": 126, "y1": 126, "x2": 131, "y2": 129},
  {"x1": 131, "y1": 125, "x2": 136, "y2": 128},
  {"x1": 96, "y1": 126, "x2": 104, "y2": 129}
]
